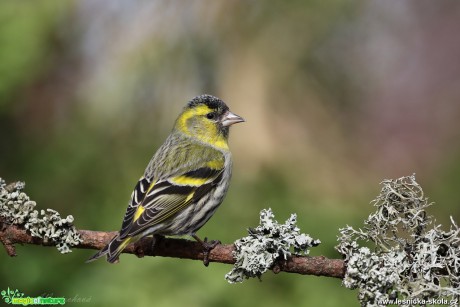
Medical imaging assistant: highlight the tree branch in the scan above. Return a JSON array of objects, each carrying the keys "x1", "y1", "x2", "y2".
[{"x1": 0, "y1": 219, "x2": 345, "y2": 279}]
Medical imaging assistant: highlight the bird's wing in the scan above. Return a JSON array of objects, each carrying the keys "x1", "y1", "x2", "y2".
[{"x1": 118, "y1": 155, "x2": 225, "y2": 239}]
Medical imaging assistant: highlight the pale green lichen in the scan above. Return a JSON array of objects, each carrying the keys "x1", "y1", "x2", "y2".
[
  {"x1": 337, "y1": 174, "x2": 460, "y2": 306},
  {"x1": 0, "y1": 178, "x2": 82, "y2": 253},
  {"x1": 225, "y1": 208, "x2": 321, "y2": 283}
]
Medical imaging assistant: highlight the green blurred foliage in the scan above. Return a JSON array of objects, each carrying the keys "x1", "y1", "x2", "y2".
[{"x1": 1, "y1": 1, "x2": 460, "y2": 306}]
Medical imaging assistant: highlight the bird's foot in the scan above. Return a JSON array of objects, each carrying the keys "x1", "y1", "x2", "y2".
[{"x1": 192, "y1": 235, "x2": 221, "y2": 267}]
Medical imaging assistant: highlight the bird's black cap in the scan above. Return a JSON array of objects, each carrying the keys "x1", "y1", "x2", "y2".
[{"x1": 186, "y1": 94, "x2": 229, "y2": 112}]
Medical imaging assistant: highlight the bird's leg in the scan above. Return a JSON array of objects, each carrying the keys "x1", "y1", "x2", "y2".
[
  {"x1": 151, "y1": 234, "x2": 164, "y2": 252},
  {"x1": 192, "y1": 234, "x2": 220, "y2": 267}
]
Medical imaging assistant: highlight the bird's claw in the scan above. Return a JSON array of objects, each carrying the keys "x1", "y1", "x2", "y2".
[{"x1": 202, "y1": 237, "x2": 221, "y2": 267}]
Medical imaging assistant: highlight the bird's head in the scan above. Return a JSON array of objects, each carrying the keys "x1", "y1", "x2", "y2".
[{"x1": 175, "y1": 95, "x2": 244, "y2": 150}]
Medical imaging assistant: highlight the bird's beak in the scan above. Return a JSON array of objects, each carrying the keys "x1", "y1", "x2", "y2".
[{"x1": 221, "y1": 111, "x2": 245, "y2": 127}]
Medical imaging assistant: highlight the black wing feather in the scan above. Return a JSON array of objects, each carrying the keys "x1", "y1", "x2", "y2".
[{"x1": 119, "y1": 167, "x2": 224, "y2": 238}]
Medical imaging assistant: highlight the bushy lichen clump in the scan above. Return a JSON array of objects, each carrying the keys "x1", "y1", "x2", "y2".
[
  {"x1": 0, "y1": 178, "x2": 82, "y2": 253},
  {"x1": 225, "y1": 208, "x2": 321, "y2": 283},
  {"x1": 337, "y1": 175, "x2": 460, "y2": 306}
]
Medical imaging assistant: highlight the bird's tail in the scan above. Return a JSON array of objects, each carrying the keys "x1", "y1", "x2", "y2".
[{"x1": 86, "y1": 234, "x2": 134, "y2": 264}]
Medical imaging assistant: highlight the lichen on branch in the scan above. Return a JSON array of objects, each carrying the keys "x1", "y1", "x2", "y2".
[
  {"x1": 0, "y1": 178, "x2": 82, "y2": 254},
  {"x1": 337, "y1": 174, "x2": 460, "y2": 306},
  {"x1": 225, "y1": 208, "x2": 321, "y2": 283}
]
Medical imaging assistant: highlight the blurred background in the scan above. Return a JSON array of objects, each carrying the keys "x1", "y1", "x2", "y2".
[{"x1": 1, "y1": 0, "x2": 460, "y2": 306}]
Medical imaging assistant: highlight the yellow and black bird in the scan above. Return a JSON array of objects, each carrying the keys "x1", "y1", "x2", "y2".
[{"x1": 87, "y1": 95, "x2": 244, "y2": 264}]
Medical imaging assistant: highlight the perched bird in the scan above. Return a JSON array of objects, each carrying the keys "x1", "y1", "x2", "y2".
[{"x1": 87, "y1": 94, "x2": 244, "y2": 265}]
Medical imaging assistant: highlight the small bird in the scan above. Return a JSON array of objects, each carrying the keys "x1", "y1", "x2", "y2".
[{"x1": 87, "y1": 95, "x2": 244, "y2": 265}]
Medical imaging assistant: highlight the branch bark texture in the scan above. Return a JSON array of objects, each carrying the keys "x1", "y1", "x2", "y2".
[{"x1": 0, "y1": 220, "x2": 345, "y2": 279}]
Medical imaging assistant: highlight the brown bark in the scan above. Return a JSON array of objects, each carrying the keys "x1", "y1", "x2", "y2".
[{"x1": 0, "y1": 219, "x2": 346, "y2": 279}]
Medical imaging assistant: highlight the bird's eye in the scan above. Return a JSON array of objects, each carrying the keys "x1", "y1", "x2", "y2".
[{"x1": 206, "y1": 112, "x2": 216, "y2": 120}]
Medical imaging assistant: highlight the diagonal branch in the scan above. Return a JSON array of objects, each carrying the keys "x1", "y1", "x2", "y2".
[{"x1": 0, "y1": 219, "x2": 345, "y2": 279}]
